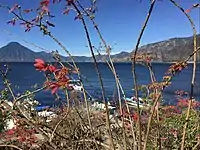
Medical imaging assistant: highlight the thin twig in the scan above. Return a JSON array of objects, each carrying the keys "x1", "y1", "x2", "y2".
[
  {"x1": 169, "y1": 1, "x2": 197, "y2": 149},
  {"x1": 76, "y1": 1, "x2": 128, "y2": 148},
  {"x1": 49, "y1": 109, "x2": 69, "y2": 142},
  {"x1": 131, "y1": 1, "x2": 156, "y2": 149},
  {"x1": 192, "y1": 139, "x2": 200, "y2": 150},
  {"x1": 0, "y1": 144, "x2": 23, "y2": 150},
  {"x1": 72, "y1": 2, "x2": 115, "y2": 149},
  {"x1": 94, "y1": 46, "x2": 138, "y2": 149},
  {"x1": 76, "y1": 139, "x2": 110, "y2": 149},
  {"x1": 14, "y1": 86, "x2": 46, "y2": 105},
  {"x1": 146, "y1": 62, "x2": 161, "y2": 149}
]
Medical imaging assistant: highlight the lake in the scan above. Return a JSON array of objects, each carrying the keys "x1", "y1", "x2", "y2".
[{"x1": 0, "y1": 62, "x2": 199, "y2": 106}]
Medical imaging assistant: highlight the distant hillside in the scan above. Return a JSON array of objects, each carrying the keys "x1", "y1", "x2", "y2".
[
  {"x1": 0, "y1": 42, "x2": 91, "y2": 62},
  {"x1": 130, "y1": 34, "x2": 200, "y2": 62},
  {"x1": 0, "y1": 42, "x2": 55, "y2": 62},
  {"x1": 0, "y1": 34, "x2": 199, "y2": 62}
]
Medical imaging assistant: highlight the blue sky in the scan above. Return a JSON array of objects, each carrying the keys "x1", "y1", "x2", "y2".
[{"x1": 0, "y1": 0, "x2": 199, "y2": 56}]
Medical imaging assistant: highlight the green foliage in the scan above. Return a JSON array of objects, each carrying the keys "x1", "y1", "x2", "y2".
[
  {"x1": 162, "y1": 109, "x2": 200, "y2": 149},
  {"x1": 0, "y1": 88, "x2": 9, "y2": 100}
]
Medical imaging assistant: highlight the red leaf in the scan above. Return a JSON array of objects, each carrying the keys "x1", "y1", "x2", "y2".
[
  {"x1": 185, "y1": 9, "x2": 191, "y2": 13},
  {"x1": 40, "y1": 0, "x2": 50, "y2": 6},
  {"x1": 6, "y1": 129, "x2": 15, "y2": 135},
  {"x1": 34, "y1": 63, "x2": 43, "y2": 68},
  {"x1": 35, "y1": 58, "x2": 45, "y2": 64},
  {"x1": 24, "y1": 9, "x2": 33, "y2": 13},
  {"x1": 34, "y1": 59, "x2": 47, "y2": 71},
  {"x1": 42, "y1": 5, "x2": 49, "y2": 13},
  {"x1": 51, "y1": 86, "x2": 59, "y2": 94},
  {"x1": 48, "y1": 65, "x2": 57, "y2": 73}
]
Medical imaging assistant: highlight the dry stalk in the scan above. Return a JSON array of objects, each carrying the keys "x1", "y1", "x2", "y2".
[
  {"x1": 49, "y1": 109, "x2": 70, "y2": 142},
  {"x1": 0, "y1": 144, "x2": 23, "y2": 150},
  {"x1": 94, "y1": 46, "x2": 138, "y2": 149},
  {"x1": 146, "y1": 63, "x2": 161, "y2": 149},
  {"x1": 169, "y1": 1, "x2": 197, "y2": 149},
  {"x1": 131, "y1": 1, "x2": 156, "y2": 149},
  {"x1": 76, "y1": 1, "x2": 128, "y2": 148},
  {"x1": 71, "y1": 2, "x2": 115, "y2": 149}
]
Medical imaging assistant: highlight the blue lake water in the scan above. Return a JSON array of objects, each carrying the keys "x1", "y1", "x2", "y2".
[{"x1": 0, "y1": 62, "x2": 199, "y2": 106}]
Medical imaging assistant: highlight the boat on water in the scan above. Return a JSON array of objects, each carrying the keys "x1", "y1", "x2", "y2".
[
  {"x1": 91, "y1": 99, "x2": 116, "y2": 111},
  {"x1": 68, "y1": 80, "x2": 83, "y2": 92},
  {"x1": 124, "y1": 97, "x2": 150, "y2": 109}
]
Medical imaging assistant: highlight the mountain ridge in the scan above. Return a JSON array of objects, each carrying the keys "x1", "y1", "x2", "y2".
[{"x1": 0, "y1": 34, "x2": 199, "y2": 62}]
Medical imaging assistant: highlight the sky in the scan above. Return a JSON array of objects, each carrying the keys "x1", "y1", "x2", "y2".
[{"x1": 0, "y1": 0, "x2": 199, "y2": 56}]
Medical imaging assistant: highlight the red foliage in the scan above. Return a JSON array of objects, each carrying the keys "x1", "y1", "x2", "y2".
[
  {"x1": 45, "y1": 81, "x2": 60, "y2": 94},
  {"x1": 175, "y1": 90, "x2": 188, "y2": 96},
  {"x1": 40, "y1": 0, "x2": 50, "y2": 6},
  {"x1": 34, "y1": 59, "x2": 47, "y2": 71},
  {"x1": 34, "y1": 59, "x2": 57, "y2": 73},
  {"x1": 185, "y1": 9, "x2": 191, "y2": 13},
  {"x1": 177, "y1": 99, "x2": 200, "y2": 108},
  {"x1": 54, "y1": 67, "x2": 70, "y2": 80},
  {"x1": 34, "y1": 59, "x2": 77, "y2": 94},
  {"x1": 185, "y1": 4, "x2": 200, "y2": 13},
  {"x1": 6, "y1": 129, "x2": 15, "y2": 135},
  {"x1": 42, "y1": 5, "x2": 49, "y2": 13},
  {"x1": 48, "y1": 64, "x2": 57, "y2": 72},
  {"x1": 45, "y1": 77, "x2": 71, "y2": 94},
  {"x1": 0, "y1": 126, "x2": 37, "y2": 145},
  {"x1": 167, "y1": 62, "x2": 187, "y2": 76},
  {"x1": 132, "y1": 112, "x2": 138, "y2": 122},
  {"x1": 24, "y1": 9, "x2": 33, "y2": 13},
  {"x1": 162, "y1": 105, "x2": 181, "y2": 117}
]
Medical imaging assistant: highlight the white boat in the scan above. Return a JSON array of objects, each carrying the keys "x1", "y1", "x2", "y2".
[
  {"x1": 37, "y1": 110, "x2": 57, "y2": 122},
  {"x1": 35, "y1": 106, "x2": 57, "y2": 122},
  {"x1": 91, "y1": 100, "x2": 116, "y2": 111},
  {"x1": 124, "y1": 97, "x2": 150, "y2": 108},
  {"x1": 68, "y1": 80, "x2": 83, "y2": 91}
]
